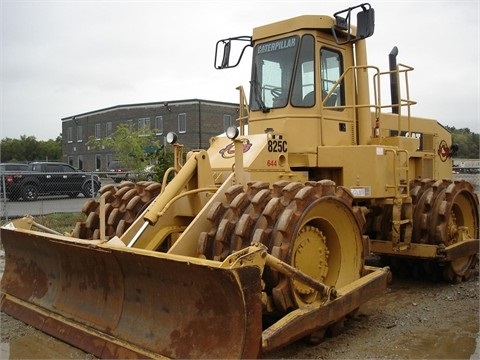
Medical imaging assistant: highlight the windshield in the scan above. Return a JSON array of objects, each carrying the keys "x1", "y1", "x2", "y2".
[
  {"x1": 250, "y1": 36, "x2": 299, "y2": 111},
  {"x1": 250, "y1": 35, "x2": 317, "y2": 110}
]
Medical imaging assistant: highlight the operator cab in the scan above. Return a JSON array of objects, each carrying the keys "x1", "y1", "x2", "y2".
[
  {"x1": 249, "y1": 35, "x2": 344, "y2": 111},
  {"x1": 215, "y1": 3, "x2": 375, "y2": 114},
  {"x1": 215, "y1": 3, "x2": 375, "y2": 155}
]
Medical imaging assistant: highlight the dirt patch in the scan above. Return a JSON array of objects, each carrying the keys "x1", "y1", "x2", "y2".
[
  {"x1": 268, "y1": 273, "x2": 479, "y2": 359},
  {"x1": 1, "y1": 246, "x2": 478, "y2": 359}
]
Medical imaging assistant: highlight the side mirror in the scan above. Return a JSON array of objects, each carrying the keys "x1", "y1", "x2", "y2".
[
  {"x1": 356, "y1": 6, "x2": 375, "y2": 39},
  {"x1": 332, "y1": 3, "x2": 375, "y2": 45},
  {"x1": 214, "y1": 36, "x2": 252, "y2": 69},
  {"x1": 221, "y1": 41, "x2": 231, "y2": 69}
]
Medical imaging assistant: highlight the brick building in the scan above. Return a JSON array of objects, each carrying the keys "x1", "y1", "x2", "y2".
[{"x1": 61, "y1": 99, "x2": 239, "y2": 171}]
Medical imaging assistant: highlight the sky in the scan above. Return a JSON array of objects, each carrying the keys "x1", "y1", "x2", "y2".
[{"x1": 1, "y1": 0, "x2": 479, "y2": 141}]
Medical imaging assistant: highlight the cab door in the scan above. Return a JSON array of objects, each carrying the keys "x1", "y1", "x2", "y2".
[{"x1": 317, "y1": 37, "x2": 356, "y2": 147}]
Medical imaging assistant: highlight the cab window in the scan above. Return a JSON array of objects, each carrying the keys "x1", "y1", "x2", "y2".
[
  {"x1": 291, "y1": 35, "x2": 315, "y2": 107},
  {"x1": 320, "y1": 48, "x2": 344, "y2": 107}
]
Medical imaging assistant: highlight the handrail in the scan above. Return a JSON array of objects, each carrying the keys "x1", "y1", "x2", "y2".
[
  {"x1": 322, "y1": 63, "x2": 417, "y2": 144},
  {"x1": 236, "y1": 85, "x2": 250, "y2": 136},
  {"x1": 384, "y1": 148, "x2": 410, "y2": 197},
  {"x1": 373, "y1": 63, "x2": 416, "y2": 136}
]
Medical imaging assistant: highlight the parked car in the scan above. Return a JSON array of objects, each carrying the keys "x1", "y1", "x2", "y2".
[
  {"x1": 3, "y1": 162, "x2": 101, "y2": 201},
  {"x1": 136, "y1": 164, "x2": 156, "y2": 181},
  {"x1": 107, "y1": 161, "x2": 131, "y2": 183},
  {"x1": 0, "y1": 163, "x2": 29, "y2": 198},
  {"x1": 107, "y1": 161, "x2": 156, "y2": 182}
]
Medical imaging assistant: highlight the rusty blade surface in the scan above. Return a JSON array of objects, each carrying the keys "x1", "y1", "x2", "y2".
[{"x1": 0, "y1": 227, "x2": 263, "y2": 359}]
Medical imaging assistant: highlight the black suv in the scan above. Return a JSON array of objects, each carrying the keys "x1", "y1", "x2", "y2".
[
  {"x1": 2, "y1": 162, "x2": 101, "y2": 201},
  {"x1": 1, "y1": 163, "x2": 29, "y2": 198}
]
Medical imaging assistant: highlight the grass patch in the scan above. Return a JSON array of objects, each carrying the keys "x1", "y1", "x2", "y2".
[
  {"x1": 35, "y1": 213, "x2": 86, "y2": 234},
  {"x1": 1, "y1": 213, "x2": 86, "y2": 235}
]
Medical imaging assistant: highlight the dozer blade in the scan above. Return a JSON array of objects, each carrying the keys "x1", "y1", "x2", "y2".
[{"x1": 0, "y1": 227, "x2": 263, "y2": 359}]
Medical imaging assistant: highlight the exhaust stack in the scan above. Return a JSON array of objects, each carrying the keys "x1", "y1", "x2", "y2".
[{"x1": 389, "y1": 46, "x2": 399, "y2": 114}]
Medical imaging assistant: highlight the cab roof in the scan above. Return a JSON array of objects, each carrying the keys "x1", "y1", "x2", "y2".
[{"x1": 252, "y1": 15, "x2": 345, "y2": 41}]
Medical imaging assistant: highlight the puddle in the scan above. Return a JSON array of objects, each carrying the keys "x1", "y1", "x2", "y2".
[{"x1": 392, "y1": 325, "x2": 477, "y2": 359}]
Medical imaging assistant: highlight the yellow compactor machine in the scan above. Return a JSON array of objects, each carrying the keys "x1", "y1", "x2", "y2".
[{"x1": 1, "y1": 3, "x2": 478, "y2": 358}]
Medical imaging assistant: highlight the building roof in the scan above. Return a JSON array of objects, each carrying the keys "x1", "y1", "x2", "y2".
[{"x1": 61, "y1": 98, "x2": 239, "y2": 121}]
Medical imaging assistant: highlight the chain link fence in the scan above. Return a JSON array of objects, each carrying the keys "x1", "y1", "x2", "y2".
[
  {"x1": 1, "y1": 171, "x2": 478, "y2": 222},
  {"x1": 453, "y1": 173, "x2": 480, "y2": 194},
  {"x1": 0, "y1": 171, "x2": 106, "y2": 221}
]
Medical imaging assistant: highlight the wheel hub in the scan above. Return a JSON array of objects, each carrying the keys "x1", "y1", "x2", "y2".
[{"x1": 292, "y1": 225, "x2": 329, "y2": 299}]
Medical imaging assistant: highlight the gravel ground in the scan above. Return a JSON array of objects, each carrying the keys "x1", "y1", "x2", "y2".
[
  {"x1": 269, "y1": 272, "x2": 479, "y2": 359},
  {"x1": 0, "y1": 248, "x2": 478, "y2": 359}
]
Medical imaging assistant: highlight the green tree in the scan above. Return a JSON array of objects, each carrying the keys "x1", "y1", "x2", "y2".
[
  {"x1": 87, "y1": 124, "x2": 163, "y2": 173},
  {"x1": 0, "y1": 135, "x2": 62, "y2": 162},
  {"x1": 446, "y1": 126, "x2": 479, "y2": 159},
  {"x1": 37, "y1": 136, "x2": 62, "y2": 161},
  {"x1": 151, "y1": 147, "x2": 175, "y2": 182}
]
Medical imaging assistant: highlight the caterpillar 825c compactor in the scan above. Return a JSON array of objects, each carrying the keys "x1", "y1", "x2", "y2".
[{"x1": 1, "y1": 3, "x2": 478, "y2": 358}]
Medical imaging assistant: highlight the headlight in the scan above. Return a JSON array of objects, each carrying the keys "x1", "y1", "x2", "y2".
[
  {"x1": 166, "y1": 132, "x2": 178, "y2": 144},
  {"x1": 226, "y1": 126, "x2": 239, "y2": 140}
]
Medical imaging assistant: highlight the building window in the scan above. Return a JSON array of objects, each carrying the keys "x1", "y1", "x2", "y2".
[
  {"x1": 138, "y1": 117, "x2": 150, "y2": 136},
  {"x1": 178, "y1": 113, "x2": 186, "y2": 133},
  {"x1": 155, "y1": 116, "x2": 163, "y2": 135},
  {"x1": 67, "y1": 127, "x2": 73, "y2": 143},
  {"x1": 223, "y1": 114, "x2": 232, "y2": 131},
  {"x1": 78, "y1": 155, "x2": 84, "y2": 170},
  {"x1": 106, "y1": 122, "x2": 112, "y2": 137},
  {"x1": 67, "y1": 156, "x2": 73, "y2": 166},
  {"x1": 106, "y1": 154, "x2": 114, "y2": 168},
  {"x1": 95, "y1": 123, "x2": 101, "y2": 139},
  {"x1": 95, "y1": 154, "x2": 102, "y2": 171},
  {"x1": 77, "y1": 125, "x2": 83, "y2": 142}
]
